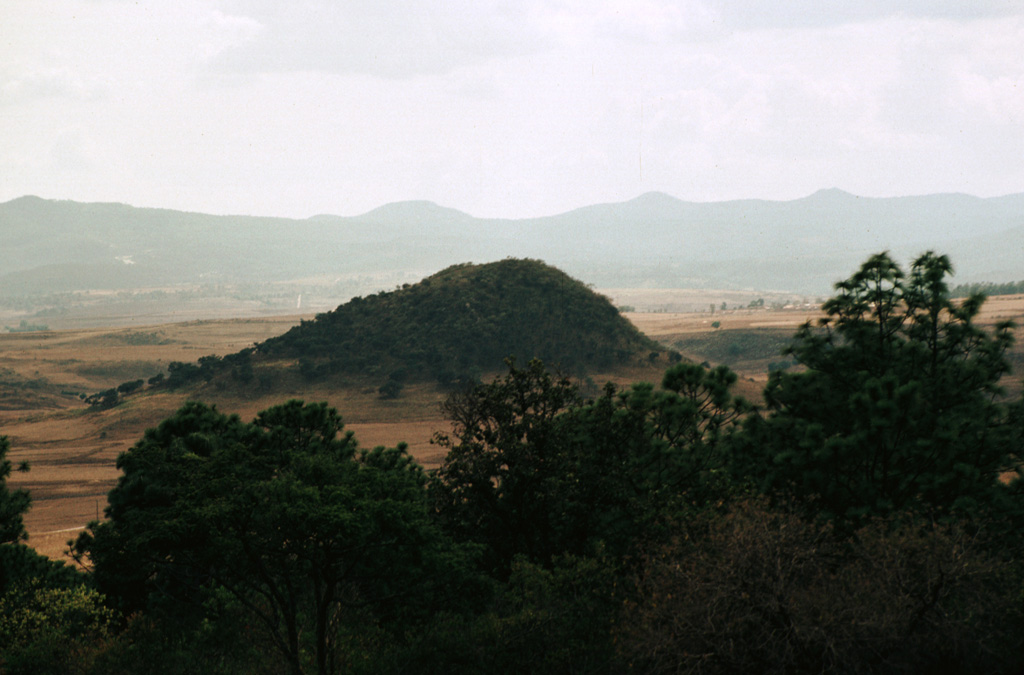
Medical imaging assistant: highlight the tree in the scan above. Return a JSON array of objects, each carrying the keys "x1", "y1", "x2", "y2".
[
  {"x1": 75, "y1": 400, "x2": 463, "y2": 675},
  {"x1": 0, "y1": 584, "x2": 115, "y2": 674},
  {"x1": 561, "y1": 363, "x2": 750, "y2": 555},
  {"x1": 430, "y1": 359, "x2": 749, "y2": 569},
  {"x1": 1, "y1": 435, "x2": 98, "y2": 672},
  {"x1": 0, "y1": 436, "x2": 30, "y2": 546},
  {"x1": 116, "y1": 379, "x2": 144, "y2": 395},
  {"x1": 84, "y1": 388, "x2": 119, "y2": 410},
  {"x1": 735, "y1": 252, "x2": 1022, "y2": 525},
  {"x1": 431, "y1": 359, "x2": 583, "y2": 574}
]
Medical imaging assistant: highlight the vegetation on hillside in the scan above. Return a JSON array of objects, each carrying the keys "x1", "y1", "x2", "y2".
[
  {"x1": 85, "y1": 259, "x2": 669, "y2": 404},
  {"x1": 3, "y1": 251, "x2": 1024, "y2": 673},
  {"x1": 258, "y1": 259, "x2": 664, "y2": 385}
]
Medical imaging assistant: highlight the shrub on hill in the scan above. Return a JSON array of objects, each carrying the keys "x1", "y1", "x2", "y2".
[{"x1": 257, "y1": 259, "x2": 663, "y2": 384}]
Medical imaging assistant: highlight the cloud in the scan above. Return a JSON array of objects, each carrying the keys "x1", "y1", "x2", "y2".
[
  {"x1": 713, "y1": 0, "x2": 1023, "y2": 30},
  {"x1": 210, "y1": 0, "x2": 549, "y2": 79},
  {"x1": 531, "y1": 0, "x2": 722, "y2": 45},
  {"x1": 1, "y1": 67, "x2": 104, "y2": 105},
  {"x1": 0, "y1": 1, "x2": 264, "y2": 104}
]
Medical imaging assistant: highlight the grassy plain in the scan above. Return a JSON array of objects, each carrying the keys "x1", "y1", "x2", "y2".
[{"x1": 4, "y1": 292, "x2": 1023, "y2": 560}]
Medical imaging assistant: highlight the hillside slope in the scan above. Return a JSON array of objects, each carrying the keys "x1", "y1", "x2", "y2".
[{"x1": 256, "y1": 259, "x2": 664, "y2": 383}]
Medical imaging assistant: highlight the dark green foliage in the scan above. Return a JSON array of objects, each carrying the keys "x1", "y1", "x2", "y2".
[
  {"x1": 430, "y1": 359, "x2": 584, "y2": 574},
  {"x1": 0, "y1": 436, "x2": 30, "y2": 545},
  {"x1": 258, "y1": 259, "x2": 661, "y2": 384},
  {"x1": 378, "y1": 369, "x2": 407, "y2": 399},
  {"x1": 196, "y1": 355, "x2": 223, "y2": 382},
  {"x1": 84, "y1": 610, "x2": 273, "y2": 675},
  {"x1": 75, "y1": 400, "x2": 472, "y2": 675},
  {"x1": 72, "y1": 402, "x2": 251, "y2": 615},
  {"x1": 378, "y1": 379, "x2": 403, "y2": 399},
  {"x1": 223, "y1": 348, "x2": 254, "y2": 383},
  {"x1": 0, "y1": 543, "x2": 82, "y2": 598},
  {"x1": 430, "y1": 359, "x2": 749, "y2": 572},
  {"x1": 116, "y1": 379, "x2": 143, "y2": 395},
  {"x1": 0, "y1": 549, "x2": 95, "y2": 675},
  {"x1": 84, "y1": 388, "x2": 119, "y2": 409},
  {"x1": 368, "y1": 555, "x2": 623, "y2": 675},
  {"x1": 734, "y1": 252, "x2": 1021, "y2": 525},
  {"x1": 0, "y1": 582, "x2": 115, "y2": 675},
  {"x1": 560, "y1": 363, "x2": 750, "y2": 555},
  {"x1": 163, "y1": 360, "x2": 202, "y2": 388},
  {"x1": 487, "y1": 555, "x2": 621, "y2": 674}
]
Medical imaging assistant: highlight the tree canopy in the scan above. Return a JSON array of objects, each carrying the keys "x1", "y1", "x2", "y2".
[
  {"x1": 74, "y1": 400, "x2": 473, "y2": 675},
  {"x1": 735, "y1": 251, "x2": 1022, "y2": 524},
  {"x1": 430, "y1": 358, "x2": 750, "y2": 573}
]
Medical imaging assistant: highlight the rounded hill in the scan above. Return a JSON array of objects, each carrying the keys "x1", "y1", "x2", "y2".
[{"x1": 257, "y1": 259, "x2": 664, "y2": 383}]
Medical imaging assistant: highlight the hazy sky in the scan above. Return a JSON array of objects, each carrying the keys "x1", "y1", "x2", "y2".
[{"x1": 2, "y1": 1, "x2": 1022, "y2": 218}]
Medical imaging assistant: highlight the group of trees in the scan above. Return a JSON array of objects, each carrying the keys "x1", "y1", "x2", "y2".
[
  {"x1": 83, "y1": 350, "x2": 258, "y2": 409},
  {"x1": 2, "y1": 251, "x2": 1024, "y2": 673},
  {"x1": 951, "y1": 279, "x2": 1024, "y2": 298}
]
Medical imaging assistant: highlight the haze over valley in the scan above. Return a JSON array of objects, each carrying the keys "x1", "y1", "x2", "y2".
[{"x1": 2, "y1": 189, "x2": 1022, "y2": 329}]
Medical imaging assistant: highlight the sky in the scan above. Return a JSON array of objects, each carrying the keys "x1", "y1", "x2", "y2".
[{"x1": 1, "y1": 1, "x2": 1022, "y2": 219}]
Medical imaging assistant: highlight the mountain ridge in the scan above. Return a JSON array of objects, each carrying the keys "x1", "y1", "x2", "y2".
[
  {"x1": 1, "y1": 190, "x2": 1021, "y2": 303},
  {"x1": 10, "y1": 187, "x2": 1024, "y2": 221}
]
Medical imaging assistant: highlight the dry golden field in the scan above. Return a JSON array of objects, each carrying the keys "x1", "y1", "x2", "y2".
[{"x1": 4, "y1": 293, "x2": 1023, "y2": 560}]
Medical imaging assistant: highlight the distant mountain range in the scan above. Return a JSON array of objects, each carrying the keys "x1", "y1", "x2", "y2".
[{"x1": 1, "y1": 190, "x2": 1022, "y2": 298}]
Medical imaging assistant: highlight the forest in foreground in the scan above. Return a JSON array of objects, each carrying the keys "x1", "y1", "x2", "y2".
[{"x1": 2, "y1": 251, "x2": 1024, "y2": 674}]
